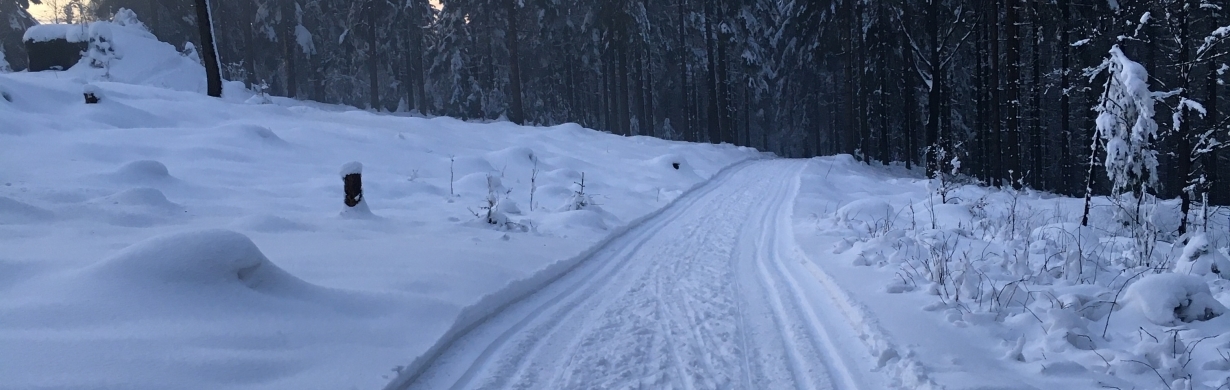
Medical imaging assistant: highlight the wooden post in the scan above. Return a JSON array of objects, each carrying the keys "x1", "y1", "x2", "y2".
[{"x1": 341, "y1": 162, "x2": 363, "y2": 207}]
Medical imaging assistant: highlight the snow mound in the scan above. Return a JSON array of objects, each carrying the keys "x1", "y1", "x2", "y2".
[
  {"x1": 1174, "y1": 234, "x2": 1230, "y2": 279},
  {"x1": 0, "y1": 196, "x2": 55, "y2": 224},
  {"x1": 1124, "y1": 273, "x2": 1226, "y2": 325},
  {"x1": 229, "y1": 124, "x2": 288, "y2": 146},
  {"x1": 108, "y1": 160, "x2": 175, "y2": 184},
  {"x1": 837, "y1": 199, "x2": 896, "y2": 233},
  {"x1": 485, "y1": 146, "x2": 543, "y2": 174},
  {"x1": 92, "y1": 187, "x2": 180, "y2": 210},
  {"x1": 91, "y1": 229, "x2": 308, "y2": 290},
  {"x1": 644, "y1": 154, "x2": 703, "y2": 189},
  {"x1": 451, "y1": 156, "x2": 496, "y2": 177}
]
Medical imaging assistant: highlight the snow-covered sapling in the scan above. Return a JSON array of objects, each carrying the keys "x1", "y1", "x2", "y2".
[
  {"x1": 86, "y1": 22, "x2": 120, "y2": 80},
  {"x1": 341, "y1": 162, "x2": 363, "y2": 207},
  {"x1": 529, "y1": 157, "x2": 539, "y2": 211},
  {"x1": 563, "y1": 172, "x2": 594, "y2": 211},
  {"x1": 449, "y1": 156, "x2": 456, "y2": 197}
]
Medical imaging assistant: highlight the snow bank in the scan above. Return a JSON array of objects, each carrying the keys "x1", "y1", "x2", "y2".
[{"x1": 90, "y1": 229, "x2": 311, "y2": 292}]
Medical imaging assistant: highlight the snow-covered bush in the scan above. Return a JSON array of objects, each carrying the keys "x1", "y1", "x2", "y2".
[
  {"x1": 472, "y1": 174, "x2": 525, "y2": 231},
  {"x1": 111, "y1": 8, "x2": 146, "y2": 30},
  {"x1": 837, "y1": 199, "x2": 895, "y2": 238},
  {"x1": 1029, "y1": 223, "x2": 1105, "y2": 282},
  {"x1": 87, "y1": 22, "x2": 120, "y2": 79},
  {"x1": 1173, "y1": 234, "x2": 1230, "y2": 279},
  {"x1": 560, "y1": 172, "x2": 594, "y2": 212},
  {"x1": 1124, "y1": 273, "x2": 1225, "y2": 325}
]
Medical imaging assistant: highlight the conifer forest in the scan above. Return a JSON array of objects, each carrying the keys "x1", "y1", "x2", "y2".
[{"x1": 5, "y1": 0, "x2": 1230, "y2": 210}]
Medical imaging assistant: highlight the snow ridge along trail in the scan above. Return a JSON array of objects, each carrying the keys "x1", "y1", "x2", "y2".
[{"x1": 386, "y1": 160, "x2": 884, "y2": 390}]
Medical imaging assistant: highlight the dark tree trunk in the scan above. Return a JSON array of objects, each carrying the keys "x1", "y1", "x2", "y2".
[
  {"x1": 505, "y1": 0, "x2": 525, "y2": 124},
  {"x1": 195, "y1": 0, "x2": 222, "y2": 98},
  {"x1": 367, "y1": 0, "x2": 379, "y2": 110},
  {"x1": 703, "y1": 1, "x2": 721, "y2": 144}
]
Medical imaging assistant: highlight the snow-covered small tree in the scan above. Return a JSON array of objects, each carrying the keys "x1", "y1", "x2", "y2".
[
  {"x1": 86, "y1": 22, "x2": 120, "y2": 79},
  {"x1": 1091, "y1": 45, "x2": 1161, "y2": 267}
]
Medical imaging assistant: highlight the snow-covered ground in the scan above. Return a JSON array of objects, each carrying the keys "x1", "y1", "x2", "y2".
[
  {"x1": 792, "y1": 156, "x2": 1230, "y2": 390},
  {"x1": 9, "y1": 14, "x2": 1230, "y2": 390},
  {"x1": 0, "y1": 19, "x2": 759, "y2": 390}
]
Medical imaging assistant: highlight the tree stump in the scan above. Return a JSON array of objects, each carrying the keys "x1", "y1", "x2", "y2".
[
  {"x1": 83, "y1": 84, "x2": 100, "y2": 104},
  {"x1": 340, "y1": 162, "x2": 363, "y2": 207}
]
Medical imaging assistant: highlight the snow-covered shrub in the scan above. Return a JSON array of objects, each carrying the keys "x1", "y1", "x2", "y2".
[
  {"x1": 472, "y1": 174, "x2": 525, "y2": 231},
  {"x1": 1029, "y1": 223, "x2": 1105, "y2": 282},
  {"x1": 837, "y1": 199, "x2": 895, "y2": 238},
  {"x1": 1124, "y1": 273, "x2": 1225, "y2": 325},
  {"x1": 182, "y1": 42, "x2": 200, "y2": 63},
  {"x1": 111, "y1": 8, "x2": 146, "y2": 30},
  {"x1": 87, "y1": 22, "x2": 121, "y2": 79},
  {"x1": 560, "y1": 172, "x2": 594, "y2": 212},
  {"x1": 245, "y1": 80, "x2": 273, "y2": 105},
  {"x1": 1173, "y1": 234, "x2": 1230, "y2": 279}
]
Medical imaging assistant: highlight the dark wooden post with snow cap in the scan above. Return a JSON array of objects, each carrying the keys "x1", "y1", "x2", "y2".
[{"x1": 341, "y1": 162, "x2": 363, "y2": 207}]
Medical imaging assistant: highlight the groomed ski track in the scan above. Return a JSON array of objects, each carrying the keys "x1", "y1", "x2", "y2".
[{"x1": 385, "y1": 160, "x2": 884, "y2": 390}]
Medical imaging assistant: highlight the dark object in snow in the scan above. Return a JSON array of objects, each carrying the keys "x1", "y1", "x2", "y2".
[
  {"x1": 84, "y1": 92, "x2": 99, "y2": 104},
  {"x1": 24, "y1": 38, "x2": 87, "y2": 72},
  {"x1": 672, "y1": 162, "x2": 680, "y2": 170},
  {"x1": 343, "y1": 173, "x2": 363, "y2": 207}
]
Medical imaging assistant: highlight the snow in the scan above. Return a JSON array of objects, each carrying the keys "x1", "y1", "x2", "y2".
[
  {"x1": 1124, "y1": 273, "x2": 1226, "y2": 325},
  {"x1": 0, "y1": 18, "x2": 760, "y2": 390},
  {"x1": 791, "y1": 156, "x2": 1230, "y2": 390},
  {"x1": 22, "y1": 23, "x2": 89, "y2": 43},
  {"x1": 1174, "y1": 233, "x2": 1230, "y2": 278},
  {"x1": 340, "y1": 161, "x2": 364, "y2": 177}
]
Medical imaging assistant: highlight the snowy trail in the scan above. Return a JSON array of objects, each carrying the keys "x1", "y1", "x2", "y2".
[{"x1": 385, "y1": 160, "x2": 879, "y2": 390}]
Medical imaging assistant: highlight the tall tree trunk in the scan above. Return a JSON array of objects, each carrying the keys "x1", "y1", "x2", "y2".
[
  {"x1": 1178, "y1": 3, "x2": 1192, "y2": 235},
  {"x1": 367, "y1": 0, "x2": 379, "y2": 110},
  {"x1": 925, "y1": 0, "x2": 942, "y2": 175},
  {"x1": 505, "y1": 0, "x2": 525, "y2": 124},
  {"x1": 702, "y1": 1, "x2": 721, "y2": 144},
  {"x1": 195, "y1": 0, "x2": 222, "y2": 98},
  {"x1": 1059, "y1": 0, "x2": 1072, "y2": 193},
  {"x1": 1209, "y1": 7, "x2": 1222, "y2": 206},
  {"x1": 1004, "y1": 0, "x2": 1021, "y2": 187},
  {"x1": 282, "y1": 0, "x2": 297, "y2": 98},
  {"x1": 1030, "y1": 0, "x2": 1043, "y2": 188},
  {"x1": 902, "y1": 26, "x2": 915, "y2": 170}
]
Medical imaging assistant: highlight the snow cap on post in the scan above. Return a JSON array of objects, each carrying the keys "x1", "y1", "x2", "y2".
[{"x1": 340, "y1": 162, "x2": 363, "y2": 208}]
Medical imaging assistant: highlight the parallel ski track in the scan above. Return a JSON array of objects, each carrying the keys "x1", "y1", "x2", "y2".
[{"x1": 388, "y1": 160, "x2": 872, "y2": 390}]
